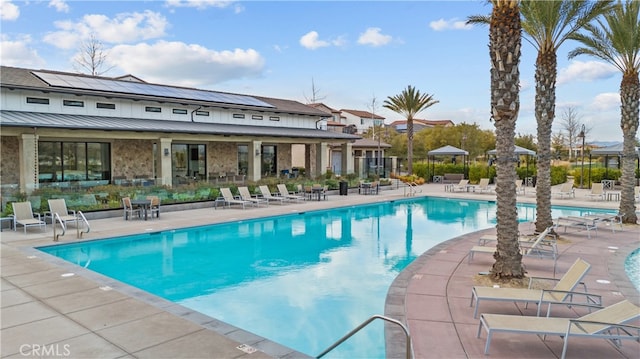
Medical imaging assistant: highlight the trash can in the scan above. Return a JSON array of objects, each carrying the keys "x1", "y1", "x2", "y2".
[{"x1": 339, "y1": 181, "x2": 348, "y2": 196}]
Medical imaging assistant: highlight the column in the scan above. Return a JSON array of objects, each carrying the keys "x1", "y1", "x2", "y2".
[
  {"x1": 315, "y1": 142, "x2": 328, "y2": 177},
  {"x1": 247, "y1": 140, "x2": 262, "y2": 181},
  {"x1": 341, "y1": 142, "x2": 354, "y2": 175},
  {"x1": 158, "y1": 138, "x2": 172, "y2": 186},
  {"x1": 19, "y1": 133, "x2": 38, "y2": 194}
]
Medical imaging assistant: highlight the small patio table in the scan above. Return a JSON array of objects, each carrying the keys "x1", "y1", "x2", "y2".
[{"x1": 131, "y1": 199, "x2": 151, "y2": 220}]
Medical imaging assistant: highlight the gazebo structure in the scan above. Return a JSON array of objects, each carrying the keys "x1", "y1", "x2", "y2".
[
  {"x1": 427, "y1": 145, "x2": 468, "y2": 182},
  {"x1": 590, "y1": 143, "x2": 640, "y2": 185},
  {"x1": 487, "y1": 145, "x2": 537, "y2": 184}
]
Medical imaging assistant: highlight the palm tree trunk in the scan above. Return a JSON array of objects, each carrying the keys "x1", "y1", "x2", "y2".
[
  {"x1": 489, "y1": 0, "x2": 524, "y2": 279},
  {"x1": 407, "y1": 118, "x2": 414, "y2": 175},
  {"x1": 533, "y1": 50, "x2": 557, "y2": 234},
  {"x1": 618, "y1": 70, "x2": 639, "y2": 224}
]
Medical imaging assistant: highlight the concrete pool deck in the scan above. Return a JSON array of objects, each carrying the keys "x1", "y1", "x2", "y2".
[{"x1": 1, "y1": 183, "x2": 639, "y2": 358}]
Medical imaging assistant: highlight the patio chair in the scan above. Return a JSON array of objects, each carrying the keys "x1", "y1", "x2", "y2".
[
  {"x1": 477, "y1": 299, "x2": 640, "y2": 359},
  {"x1": 146, "y1": 195, "x2": 161, "y2": 218},
  {"x1": 47, "y1": 198, "x2": 78, "y2": 228},
  {"x1": 259, "y1": 185, "x2": 287, "y2": 204},
  {"x1": 276, "y1": 184, "x2": 305, "y2": 202},
  {"x1": 470, "y1": 258, "x2": 602, "y2": 318},
  {"x1": 554, "y1": 216, "x2": 598, "y2": 239},
  {"x1": 635, "y1": 186, "x2": 640, "y2": 200},
  {"x1": 238, "y1": 186, "x2": 268, "y2": 207},
  {"x1": 451, "y1": 179, "x2": 470, "y2": 192},
  {"x1": 476, "y1": 178, "x2": 494, "y2": 193},
  {"x1": 515, "y1": 179, "x2": 525, "y2": 195},
  {"x1": 219, "y1": 187, "x2": 250, "y2": 209},
  {"x1": 585, "y1": 183, "x2": 605, "y2": 201},
  {"x1": 12, "y1": 201, "x2": 46, "y2": 233},
  {"x1": 553, "y1": 181, "x2": 575, "y2": 199},
  {"x1": 122, "y1": 197, "x2": 141, "y2": 220}
]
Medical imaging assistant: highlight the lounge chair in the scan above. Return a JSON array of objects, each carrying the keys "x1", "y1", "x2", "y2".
[
  {"x1": 580, "y1": 213, "x2": 623, "y2": 233},
  {"x1": 476, "y1": 178, "x2": 494, "y2": 193},
  {"x1": 12, "y1": 202, "x2": 46, "y2": 233},
  {"x1": 554, "y1": 216, "x2": 598, "y2": 239},
  {"x1": 586, "y1": 183, "x2": 605, "y2": 201},
  {"x1": 554, "y1": 181, "x2": 575, "y2": 199},
  {"x1": 47, "y1": 198, "x2": 78, "y2": 227},
  {"x1": 238, "y1": 186, "x2": 268, "y2": 207},
  {"x1": 259, "y1": 185, "x2": 287, "y2": 204},
  {"x1": 515, "y1": 179, "x2": 525, "y2": 195},
  {"x1": 219, "y1": 187, "x2": 250, "y2": 209},
  {"x1": 635, "y1": 186, "x2": 640, "y2": 200},
  {"x1": 449, "y1": 179, "x2": 470, "y2": 192},
  {"x1": 469, "y1": 225, "x2": 558, "y2": 273},
  {"x1": 477, "y1": 299, "x2": 640, "y2": 359},
  {"x1": 470, "y1": 258, "x2": 602, "y2": 318},
  {"x1": 276, "y1": 184, "x2": 305, "y2": 202}
]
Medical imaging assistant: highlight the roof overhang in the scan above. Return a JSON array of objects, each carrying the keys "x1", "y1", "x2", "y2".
[{"x1": 0, "y1": 111, "x2": 361, "y2": 141}]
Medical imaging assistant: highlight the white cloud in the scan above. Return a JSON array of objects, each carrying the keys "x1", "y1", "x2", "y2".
[
  {"x1": 43, "y1": 11, "x2": 169, "y2": 49},
  {"x1": 106, "y1": 41, "x2": 265, "y2": 87},
  {"x1": 164, "y1": 0, "x2": 236, "y2": 10},
  {"x1": 357, "y1": 27, "x2": 392, "y2": 47},
  {"x1": 0, "y1": 34, "x2": 46, "y2": 67},
  {"x1": 429, "y1": 18, "x2": 472, "y2": 31},
  {"x1": 557, "y1": 60, "x2": 617, "y2": 85},
  {"x1": 589, "y1": 92, "x2": 620, "y2": 111},
  {"x1": 1, "y1": 0, "x2": 20, "y2": 20},
  {"x1": 48, "y1": 0, "x2": 69, "y2": 13},
  {"x1": 299, "y1": 31, "x2": 345, "y2": 50}
]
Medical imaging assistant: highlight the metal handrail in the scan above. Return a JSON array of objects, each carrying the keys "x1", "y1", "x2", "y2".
[
  {"x1": 316, "y1": 314, "x2": 412, "y2": 359},
  {"x1": 404, "y1": 182, "x2": 420, "y2": 197},
  {"x1": 76, "y1": 211, "x2": 90, "y2": 238},
  {"x1": 53, "y1": 213, "x2": 66, "y2": 242}
]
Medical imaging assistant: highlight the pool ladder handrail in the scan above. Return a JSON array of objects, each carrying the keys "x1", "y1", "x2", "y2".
[
  {"x1": 404, "y1": 182, "x2": 421, "y2": 197},
  {"x1": 53, "y1": 211, "x2": 90, "y2": 242},
  {"x1": 315, "y1": 314, "x2": 413, "y2": 359}
]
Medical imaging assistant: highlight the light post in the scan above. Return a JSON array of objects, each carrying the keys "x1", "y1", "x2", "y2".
[{"x1": 578, "y1": 125, "x2": 585, "y2": 188}]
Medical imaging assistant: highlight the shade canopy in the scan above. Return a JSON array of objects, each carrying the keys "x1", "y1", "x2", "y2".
[
  {"x1": 487, "y1": 145, "x2": 536, "y2": 156},
  {"x1": 590, "y1": 143, "x2": 639, "y2": 157},
  {"x1": 427, "y1": 145, "x2": 468, "y2": 156}
]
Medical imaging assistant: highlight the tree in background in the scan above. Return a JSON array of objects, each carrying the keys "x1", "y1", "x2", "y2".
[
  {"x1": 569, "y1": 0, "x2": 640, "y2": 224},
  {"x1": 73, "y1": 34, "x2": 114, "y2": 76},
  {"x1": 383, "y1": 86, "x2": 439, "y2": 175},
  {"x1": 558, "y1": 106, "x2": 591, "y2": 161}
]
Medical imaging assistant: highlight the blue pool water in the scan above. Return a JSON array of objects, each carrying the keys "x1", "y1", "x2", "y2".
[
  {"x1": 38, "y1": 197, "x2": 615, "y2": 358},
  {"x1": 625, "y1": 248, "x2": 640, "y2": 293}
]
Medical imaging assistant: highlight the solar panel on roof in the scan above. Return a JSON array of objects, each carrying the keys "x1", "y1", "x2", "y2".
[{"x1": 33, "y1": 71, "x2": 275, "y2": 108}]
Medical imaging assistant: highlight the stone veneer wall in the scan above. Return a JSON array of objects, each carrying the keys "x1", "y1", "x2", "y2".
[
  {"x1": 112, "y1": 139, "x2": 154, "y2": 179},
  {"x1": 207, "y1": 142, "x2": 238, "y2": 175},
  {"x1": 0, "y1": 137, "x2": 20, "y2": 185}
]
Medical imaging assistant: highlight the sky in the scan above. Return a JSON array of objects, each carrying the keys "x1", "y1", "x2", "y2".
[{"x1": 0, "y1": 0, "x2": 625, "y2": 143}]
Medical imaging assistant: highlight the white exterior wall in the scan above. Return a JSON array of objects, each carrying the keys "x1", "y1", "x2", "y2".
[
  {"x1": 341, "y1": 112, "x2": 376, "y2": 134},
  {"x1": 1, "y1": 90, "x2": 319, "y2": 129}
]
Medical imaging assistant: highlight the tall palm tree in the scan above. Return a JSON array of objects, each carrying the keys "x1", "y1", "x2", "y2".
[
  {"x1": 568, "y1": 0, "x2": 640, "y2": 224},
  {"x1": 470, "y1": 1, "x2": 614, "y2": 235},
  {"x1": 488, "y1": 0, "x2": 524, "y2": 279},
  {"x1": 383, "y1": 85, "x2": 438, "y2": 175}
]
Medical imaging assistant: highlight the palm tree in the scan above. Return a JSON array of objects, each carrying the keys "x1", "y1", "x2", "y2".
[
  {"x1": 470, "y1": 1, "x2": 614, "y2": 235},
  {"x1": 487, "y1": 0, "x2": 524, "y2": 279},
  {"x1": 383, "y1": 85, "x2": 438, "y2": 175},
  {"x1": 568, "y1": 0, "x2": 640, "y2": 224}
]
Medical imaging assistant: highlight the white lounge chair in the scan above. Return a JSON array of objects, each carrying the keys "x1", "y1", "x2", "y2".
[
  {"x1": 477, "y1": 300, "x2": 640, "y2": 359},
  {"x1": 476, "y1": 178, "x2": 494, "y2": 193},
  {"x1": 555, "y1": 216, "x2": 598, "y2": 239},
  {"x1": 259, "y1": 185, "x2": 287, "y2": 204},
  {"x1": 276, "y1": 184, "x2": 305, "y2": 202},
  {"x1": 47, "y1": 198, "x2": 78, "y2": 227},
  {"x1": 238, "y1": 186, "x2": 268, "y2": 207},
  {"x1": 450, "y1": 179, "x2": 470, "y2": 192},
  {"x1": 515, "y1": 179, "x2": 525, "y2": 195},
  {"x1": 219, "y1": 187, "x2": 250, "y2": 209},
  {"x1": 554, "y1": 181, "x2": 575, "y2": 199},
  {"x1": 586, "y1": 183, "x2": 605, "y2": 201},
  {"x1": 470, "y1": 258, "x2": 601, "y2": 318},
  {"x1": 12, "y1": 201, "x2": 46, "y2": 233}
]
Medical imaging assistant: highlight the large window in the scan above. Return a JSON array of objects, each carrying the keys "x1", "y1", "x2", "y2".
[
  {"x1": 237, "y1": 145, "x2": 248, "y2": 175},
  {"x1": 171, "y1": 144, "x2": 206, "y2": 184},
  {"x1": 38, "y1": 141, "x2": 111, "y2": 183},
  {"x1": 261, "y1": 145, "x2": 277, "y2": 176}
]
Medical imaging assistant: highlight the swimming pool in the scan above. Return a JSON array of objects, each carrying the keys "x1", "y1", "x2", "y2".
[
  {"x1": 625, "y1": 248, "x2": 640, "y2": 293},
  {"x1": 38, "y1": 197, "x2": 615, "y2": 358}
]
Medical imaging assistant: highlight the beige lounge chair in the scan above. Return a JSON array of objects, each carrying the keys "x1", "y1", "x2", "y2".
[
  {"x1": 219, "y1": 187, "x2": 250, "y2": 209},
  {"x1": 555, "y1": 216, "x2": 598, "y2": 239},
  {"x1": 469, "y1": 225, "x2": 556, "y2": 263},
  {"x1": 554, "y1": 181, "x2": 575, "y2": 199},
  {"x1": 586, "y1": 183, "x2": 605, "y2": 201},
  {"x1": 238, "y1": 186, "x2": 268, "y2": 207},
  {"x1": 450, "y1": 179, "x2": 470, "y2": 192},
  {"x1": 276, "y1": 184, "x2": 305, "y2": 202},
  {"x1": 259, "y1": 185, "x2": 286, "y2": 204},
  {"x1": 12, "y1": 202, "x2": 46, "y2": 233},
  {"x1": 515, "y1": 179, "x2": 525, "y2": 195},
  {"x1": 471, "y1": 258, "x2": 601, "y2": 318},
  {"x1": 476, "y1": 178, "x2": 493, "y2": 193},
  {"x1": 47, "y1": 198, "x2": 78, "y2": 227},
  {"x1": 477, "y1": 300, "x2": 640, "y2": 359}
]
